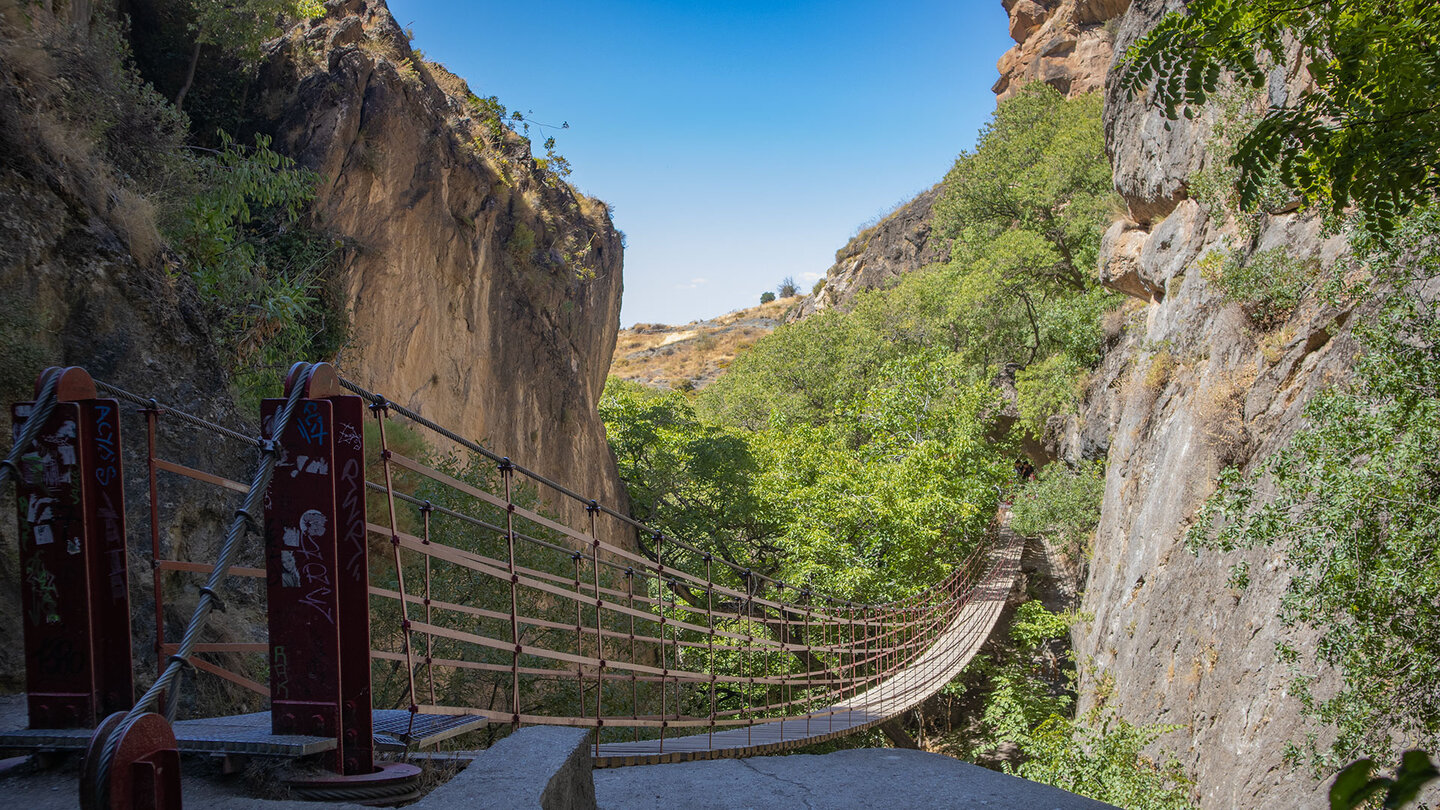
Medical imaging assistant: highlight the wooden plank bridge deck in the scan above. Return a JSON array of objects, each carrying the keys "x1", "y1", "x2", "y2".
[{"x1": 592, "y1": 530, "x2": 1023, "y2": 767}]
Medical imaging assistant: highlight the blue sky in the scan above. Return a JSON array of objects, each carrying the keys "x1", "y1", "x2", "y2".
[{"x1": 386, "y1": 0, "x2": 1014, "y2": 326}]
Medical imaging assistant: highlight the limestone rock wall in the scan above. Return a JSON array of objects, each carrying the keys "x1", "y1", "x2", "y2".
[
  {"x1": 1059, "y1": 1, "x2": 1359, "y2": 805},
  {"x1": 256, "y1": 0, "x2": 628, "y2": 527}
]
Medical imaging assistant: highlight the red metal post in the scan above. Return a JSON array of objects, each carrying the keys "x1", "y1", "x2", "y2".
[
  {"x1": 13, "y1": 367, "x2": 132, "y2": 728},
  {"x1": 588, "y1": 504, "x2": 604, "y2": 736},
  {"x1": 320, "y1": 383, "x2": 373, "y2": 776},
  {"x1": 626, "y1": 568, "x2": 637, "y2": 742},
  {"x1": 79, "y1": 396, "x2": 133, "y2": 715},
  {"x1": 145, "y1": 407, "x2": 164, "y2": 697},
  {"x1": 262, "y1": 393, "x2": 343, "y2": 772},
  {"x1": 500, "y1": 460, "x2": 520, "y2": 727},
  {"x1": 706, "y1": 556, "x2": 715, "y2": 747},
  {"x1": 14, "y1": 396, "x2": 93, "y2": 728}
]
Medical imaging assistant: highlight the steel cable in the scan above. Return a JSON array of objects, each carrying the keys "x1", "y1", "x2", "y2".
[
  {"x1": 93, "y1": 379, "x2": 261, "y2": 448},
  {"x1": 0, "y1": 372, "x2": 59, "y2": 487},
  {"x1": 89, "y1": 363, "x2": 315, "y2": 808}
]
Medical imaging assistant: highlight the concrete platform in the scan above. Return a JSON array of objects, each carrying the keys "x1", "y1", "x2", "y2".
[
  {"x1": 0, "y1": 708, "x2": 485, "y2": 757},
  {"x1": 593, "y1": 748, "x2": 1120, "y2": 810}
]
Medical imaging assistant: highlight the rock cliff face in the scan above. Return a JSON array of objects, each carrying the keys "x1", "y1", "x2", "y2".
[
  {"x1": 255, "y1": 0, "x2": 628, "y2": 525},
  {"x1": 791, "y1": 0, "x2": 1127, "y2": 323},
  {"x1": 1057, "y1": 1, "x2": 1357, "y2": 805},
  {"x1": 0, "y1": 2, "x2": 253, "y2": 691},
  {"x1": 993, "y1": 0, "x2": 1130, "y2": 101},
  {"x1": 0, "y1": 0, "x2": 628, "y2": 691},
  {"x1": 787, "y1": 186, "x2": 945, "y2": 322}
]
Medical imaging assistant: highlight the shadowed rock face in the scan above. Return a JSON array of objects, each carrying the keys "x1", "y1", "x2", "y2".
[
  {"x1": 0, "y1": 6, "x2": 259, "y2": 697},
  {"x1": 254, "y1": 0, "x2": 628, "y2": 529}
]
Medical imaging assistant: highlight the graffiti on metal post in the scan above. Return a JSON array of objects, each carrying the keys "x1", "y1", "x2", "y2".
[{"x1": 24, "y1": 557, "x2": 59, "y2": 625}]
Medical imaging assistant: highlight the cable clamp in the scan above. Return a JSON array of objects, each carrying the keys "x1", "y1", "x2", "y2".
[
  {"x1": 198, "y1": 586, "x2": 227, "y2": 613},
  {"x1": 234, "y1": 507, "x2": 260, "y2": 533}
]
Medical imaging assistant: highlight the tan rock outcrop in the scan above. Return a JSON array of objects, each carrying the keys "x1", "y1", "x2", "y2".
[
  {"x1": 256, "y1": 0, "x2": 628, "y2": 528},
  {"x1": 993, "y1": 0, "x2": 1129, "y2": 101}
]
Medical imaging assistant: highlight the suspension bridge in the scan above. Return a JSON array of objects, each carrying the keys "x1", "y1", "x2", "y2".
[{"x1": 0, "y1": 363, "x2": 1021, "y2": 807}]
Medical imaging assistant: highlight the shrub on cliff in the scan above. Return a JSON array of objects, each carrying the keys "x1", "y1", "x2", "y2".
[{"x1": 1188, "y1": 206, "x2": 1440, "y2": 769}]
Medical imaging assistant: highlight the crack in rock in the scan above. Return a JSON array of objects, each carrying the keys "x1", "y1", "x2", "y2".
[{"x1": 736, "y1": 758, "x2": 817, "y2": 810}]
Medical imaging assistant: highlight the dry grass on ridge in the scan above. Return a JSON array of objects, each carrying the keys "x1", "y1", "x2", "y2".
[{"x1": 609, "y1": 295, "x2": 801, "y2": 391}]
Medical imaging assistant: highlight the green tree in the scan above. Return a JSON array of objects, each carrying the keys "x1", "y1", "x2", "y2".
[
  {"x1": 1010, "y1": 459, "x2": 1106, "y2": 559},
  {"x1": 1013, "y1": 709, "x2": 1194, "y2": 810},
  {"x1": 698, "y1": 309, "x2": 891, "y2": 430},
  {"x1": 175, "y1": 0, "x2": 325, "y2": 110},
  {"x1": 934, "y1": 85, "x2": 1116, "y2": 295},
  {"x1": 754, "y1": 354, "x2": 1010, "y2": 601},
  {"x1": 168, "y1": 133, "x2": 343, "y2": 409},
  {"x1": 599, "y1": 380, "x2": 783, "y2": 577},
  {"x1": 1117, "y1": 0, "x2": 1440, "y2": 229}
]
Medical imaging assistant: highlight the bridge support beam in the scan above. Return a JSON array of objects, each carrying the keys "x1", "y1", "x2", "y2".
[
  {"x1": 879, "y1": 718, "x2": 919, "y2": 750},
  {"x1": 263, "y1": 362, "x2": 372, "y2": 775},
  {"x1": 12, "y1": 367, "x2": 133, "y2": 729}
]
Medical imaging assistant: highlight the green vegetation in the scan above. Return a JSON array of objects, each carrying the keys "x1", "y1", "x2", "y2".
[
  {"x1": 601, "y1": 85, "x2": 1190, "y2": 799},
  {"x1": 1010, "y1": 460, "x2": 1106, "y2": 559},
  {"x1": 1197, "y1": 247, "x2": 1323, "y2": 331},
  {"x1": 989, "y1": 608, "x2": 1193, "y2": 810},
  {"x1": 1011, "y1": 709, "x2": 1193, "y2": 810},
  {"x1": 169, "y1": 133, "x2": 346, "y2": 410},
  {"x1": 1117, "y1": 0, "x2": 1440, "y2": 230},
  {"x1": 760, "y1": 291, "x2": 776, "y2": 305},
  {"x1": 1188, "y1": 205, "x2": 1440, "y2": 770},
  {"x1": 174, "y1": 0, "x2": 324, "y2": 110},
  {"x1": 941, "y1": 603, "x2": 1194, "y2": 809},
  {"x1": 1330, "y1": 751, "x2": 1440, "y2": 810}
]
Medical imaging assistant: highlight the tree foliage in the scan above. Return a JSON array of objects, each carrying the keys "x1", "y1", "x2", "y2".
[
  {"x1": 599, "y1": 380, "x2": 783, "y2": 578},
  {"x1": 603, "y1": 361, "x2": 1008, "y2": 603},
  {"x1": 175, "y1": 0, "x2": 325, "y2": 109},
  {"x1": 1012, "y1": 709, "x2": 1194, "y2": 810},
  {"x1": 169, "y1": 133, "x2": 345, "y2": 409},
  {"x1": 1010, "y1": 459, "x2": 1106, "y2": 559},
  {"x1": 935, "y1": 85, "x2": 1116, "y2": 295},
  {"x1": 1117, "y1": 0, "x2": 1440, "y2": 229}
]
